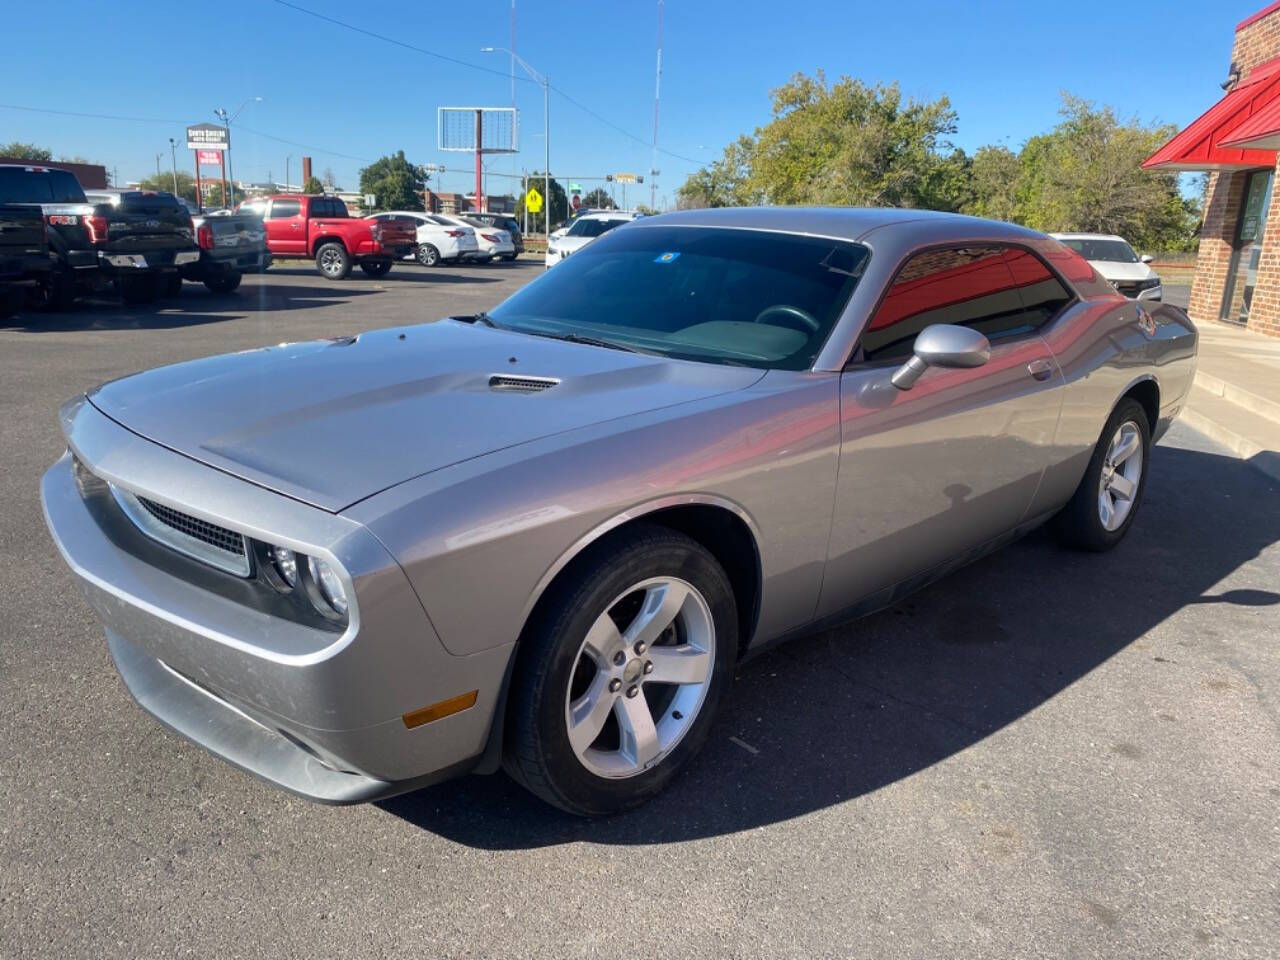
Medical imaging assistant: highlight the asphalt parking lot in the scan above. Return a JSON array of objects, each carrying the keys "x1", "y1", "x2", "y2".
[{"x1": 2, "y1": 263, "x2": 1278, "y2": 959}]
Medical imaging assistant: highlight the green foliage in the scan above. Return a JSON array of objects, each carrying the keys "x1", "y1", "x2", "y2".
[
  {"x1": 303, "y1": 176, "x2": 325, "y2": 195},
  {"x1": 582, "y1": 187, "x2": 615, "y2": 209},
  {"x1": 516, "y1": 174, "x2": 568, "y2": 232},
  {"x1": 678, "y1": 79, "x2": 1201, "y2": 251},
  {"x1": 358, "y1": 150, "x2": 427, "y2": 211},
  {"x1": 0, "y1": 141, "x2": 53, "y2": 161}
]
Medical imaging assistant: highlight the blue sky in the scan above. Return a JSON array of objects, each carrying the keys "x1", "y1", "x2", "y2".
[{"x1": 0, "y1": 0, "x2": 1266, "y2": 205}]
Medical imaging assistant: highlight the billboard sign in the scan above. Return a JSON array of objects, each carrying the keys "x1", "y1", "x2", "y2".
[
  {"x1": 196, "y1": 150, "x2": 222, "y2": 166},
  {"x1": 186, "y1": 123, "x2": 228, "y2": 151}
]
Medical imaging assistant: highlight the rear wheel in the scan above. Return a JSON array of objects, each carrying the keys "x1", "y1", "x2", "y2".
[
  {"x1": 118, "y1": 274, "x2": 160, "y2": 304},
  {"x1": 0, "y1": 286, "x2": 23, "y2": 320},
  {"x1": 501, "y1": 253, "x2": 518, "y2": 262},
  {"x1": 37, "y1": 265, "x2": 77, "y2": 311},
  {"x1": 162, "y1": 272, "x2": 183, "y2": 297},
  {"x1": 416, "y1": 244, "x2": 440, "y2": 267},
  {"x1": 360, "y1": 259, "x2": 392, "y2": 277},
  {"x1": 315, "y1": 242, "x2": 351, "y2": 280},
  {"x1": 203, "y1": 272, "x2": 242, "y2": 294},
  {"x1": 1051, "y1": 398, "x2": 1150, "y2": 551},
  {"x1": 504, "y1": 525, "x2": 737, "y2": 816}
]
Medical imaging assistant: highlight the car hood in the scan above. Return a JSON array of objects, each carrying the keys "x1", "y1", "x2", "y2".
[
  {"x1": 86, "y1": 320, "x2": 764, "y2": 512},
  {"x1": 1087, "y1": 259, "x2": 1158, "y2": 282}
]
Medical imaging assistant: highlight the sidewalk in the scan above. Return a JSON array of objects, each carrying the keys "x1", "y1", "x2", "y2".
[{"x1": 1181, "y1": 316, "x2": 1280, "y2": 482}]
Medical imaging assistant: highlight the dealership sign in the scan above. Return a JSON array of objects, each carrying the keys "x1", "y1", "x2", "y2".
[
  {"x1": 196, "y1": 150, "x2": 222, "y2": 166},
  {"x1": 186, "y1": 123, "x2": 228, "y2": 151}
]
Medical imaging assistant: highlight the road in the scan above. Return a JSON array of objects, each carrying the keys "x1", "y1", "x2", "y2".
[{"x1": 2, "y1": 264, "x2": 1277, "y2": 959}]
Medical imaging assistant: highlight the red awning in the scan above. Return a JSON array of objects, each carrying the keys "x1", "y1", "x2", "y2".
[{"x1": 1143, "y1": 56, "x2": 1280, "y2": 171}]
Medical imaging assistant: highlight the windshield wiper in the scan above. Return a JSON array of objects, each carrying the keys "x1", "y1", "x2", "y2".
[
  {"x1": 535, "y1": 331, "x2": 643, "y2": 354},
  {"x1": 456, "y1": 311, "x2": 501, "y2": 328}
]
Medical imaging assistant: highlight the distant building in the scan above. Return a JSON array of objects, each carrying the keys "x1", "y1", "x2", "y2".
[{"x1": 0, "y1": 157, "x2": 108, "y2": 189}]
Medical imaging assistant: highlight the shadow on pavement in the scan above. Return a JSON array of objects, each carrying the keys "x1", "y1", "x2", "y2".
[{"x1": 380, "y1": 442, "x2": 1280, "y2": 847}]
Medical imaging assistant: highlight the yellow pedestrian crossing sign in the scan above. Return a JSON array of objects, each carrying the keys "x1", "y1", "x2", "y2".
[{"x1": 525, "y1": 187, "x2": 544, "y2": 214}]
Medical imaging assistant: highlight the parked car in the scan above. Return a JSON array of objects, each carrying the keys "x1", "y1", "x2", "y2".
[
  {"x1": 367, "y1": 210, "x2": 479, "y2": 266},
  {"x1": 41, "y1": 208, "x2": 1197, "y2": 816},
  {"x1": 0, "y1": 165, "x2": 198, "y2": 307},
  {"x1": 545, "y1": 210, "x2": 642, "y2": 267},
  {"x1": 463, "y1": 212, "x2": 524, "y2": 258},
  {"x1": 434, "y1": 212, "x2": 514, "y2": 263},
  {"x1": 90, "y1": 190, "x2": 269, "y2": 295},
  {"x1": 1050, "y1": 233, "x2": 1162, "y2": 301},
  {"x1": 0, "y1": 202, "x2": 51, "y2": 319},
  {"x1": 239, "y1": 194, "x2": 415, "y2": 279}
]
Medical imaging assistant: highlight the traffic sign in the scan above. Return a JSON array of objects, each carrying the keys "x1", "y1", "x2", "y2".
[
  {"x1": 615, "y1": 172, "x2": 637, "y2": 184},
  {"x1": 525, "y1": 187, "x2": 544, "y2": 213},
  {"x1": 571, "y1": 194, "x2": 581, "y2": 210}
]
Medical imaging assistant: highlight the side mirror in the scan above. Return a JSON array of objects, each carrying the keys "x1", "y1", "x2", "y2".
[
  {"x1": 1139, "y1": 254, "x2": 1154, "y2": 264},
  {"x1": 890, "y1": 324, "x2": 991, "y2": 390}
]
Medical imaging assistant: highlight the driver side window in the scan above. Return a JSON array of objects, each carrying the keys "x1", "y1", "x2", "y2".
[{"x1": 860, "y1": 245, "x2": 1067, "y2": 362}]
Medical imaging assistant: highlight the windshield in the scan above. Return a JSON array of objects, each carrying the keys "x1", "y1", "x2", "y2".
[
  {"x1": 567, "y1": 217, "x2": 628, "y2": 238},
  {"x1": 1057, "y1": 237, "x2": 1139, "y2": 263},
  {"x1": 487, "y1": 225, "x2": 868, "y2": 370}
]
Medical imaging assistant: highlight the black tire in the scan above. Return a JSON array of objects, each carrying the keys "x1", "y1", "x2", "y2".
[
  {"x1": 118, "y1": 274, "x2": 160, "y2": 305},
  {"x1": 501, "y1": 253, "x2": 518, "y2": 262},
  {"x1": 203, "y1": 272, "x2": 242, "y2": 294},
  {"x1": 416, "y1": 244, "x2": 440, "y2": 267},
  {"x1": 1050, "y1": 398, "x2": 1151, "y2": 552},
  {"x1": 0, "y1": 286, "x2": 22, "y2": 320},
  {"x1": 162, "y1": 272, "x2": 183, "y2": 298},
  {"x1": 315, "y1": 241, "x2": 351, "y2": 280},
  {"x1": 360, "y1": 259, "x2": 392, "y2": 277},
  {"x1": 503, "y1": 524, "x2": 738, "y2": 816},
  {"x1": 37, "y1": 265, "x2": 77, "y2": 311}
]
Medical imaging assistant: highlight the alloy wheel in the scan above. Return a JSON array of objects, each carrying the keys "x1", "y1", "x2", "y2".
[
  {"x1": 564, "y1": 576, "x2": 715, "y2": 779},
  {"x1": 1098, "y1": 420, "x2": 1143, "y2": 531}
]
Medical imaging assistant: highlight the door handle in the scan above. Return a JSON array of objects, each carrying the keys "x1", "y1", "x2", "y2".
[{"x1": 1027, "y1": 358, "x2": 1055, "y2": 382}]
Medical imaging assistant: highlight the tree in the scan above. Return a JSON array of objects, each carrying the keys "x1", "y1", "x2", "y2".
[
  {"x1": 677, "y1": 135, "x2": 759, "y2": 208},
  {"x1": 358, "y1": 150, "x2": 427, "y2": 211},
  {"x1": 321, "y1": 166, "x2": 339, "y2": 190},
  {"x1": 303, "y1": 176, "x2": 325, "y2": 194},
  {"x1": 1014, "y1": 94, "x2": 1199, "y2": 251},
  {"x1": 962, "y1": 145, "x2": 1022, "y2": 222},
  {"x1": 582, "y1": 187, "x2": 614, "y2": 209},
  {"x1": 0, "y1": 141, "x2": 52, "y2": 161},
  {"x1": 516, "y1": 173, "x2": 568, "y2": 233}
]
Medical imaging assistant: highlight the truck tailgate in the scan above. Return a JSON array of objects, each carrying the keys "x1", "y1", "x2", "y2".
[
  {"x1": 0, "y1": 204, "x2": 47, "y2": 256},
  {"x1": 103, "y1": 196, "x2": 194, "y2": 254}
]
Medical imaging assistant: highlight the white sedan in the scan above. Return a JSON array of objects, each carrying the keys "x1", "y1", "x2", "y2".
[
  {"x1": 546, "y1": 211, "x2": 642, "y2": 267},
  {"x1": 1050, "y1": 233, "x2": 1162, "y2": 301},
  {"x1": 369, "y1": 211, "x2": 479, "y2": 267},
  {"x1": 434, "y1": 213, "x2": 514, "y2": 263}
]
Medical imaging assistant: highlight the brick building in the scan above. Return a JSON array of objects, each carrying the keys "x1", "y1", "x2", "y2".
[{"x1": 1145, "y1": 2, "x2": 1280, "y2": 336}]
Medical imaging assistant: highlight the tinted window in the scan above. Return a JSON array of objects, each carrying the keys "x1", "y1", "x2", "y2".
[
  {"x1": 861, "y1": 245, "x2": 1057, "y2": 362},
  {"x1": 0, "y1": 167, "x2": 86, "y2": 203},
  {"x1": 1057, "y1": 237, "x2": 1138, "y2": 263},
  {"x1": 488, "y1": 225, "x2": 868, "y2": 370},
  {"x1": 567, "y1": 217, "x2": 627, "y2": 238},
  {"x1": 269, "y1": 199, "x2": 301, "y2": 219}
]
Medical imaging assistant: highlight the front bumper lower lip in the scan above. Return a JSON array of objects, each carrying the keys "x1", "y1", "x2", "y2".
[{"x1": 107, "y1": 630, "x2": 470, "y2": 804}]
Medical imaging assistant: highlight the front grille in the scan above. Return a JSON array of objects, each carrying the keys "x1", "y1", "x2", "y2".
[
  {"x1": 137, "y1": 496, "x2": 246, "y2": 556},
  {"x1": 110, "y1": 485, "x2": 251, "y2": 577}
]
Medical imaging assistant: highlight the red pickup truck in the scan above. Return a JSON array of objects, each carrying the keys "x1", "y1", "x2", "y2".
[{"x1": 238, "y1": 194, "x2": 415, "y2": 280}]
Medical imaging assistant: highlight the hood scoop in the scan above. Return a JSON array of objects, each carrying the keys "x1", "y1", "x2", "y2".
[{"x1": 488, "y1": 374, "x2": 560, "y2": 393}]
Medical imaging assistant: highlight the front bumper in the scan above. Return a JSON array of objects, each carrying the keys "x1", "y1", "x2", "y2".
[{"x1": 41, "y1": 400, "x2": 512, "y2": 803}]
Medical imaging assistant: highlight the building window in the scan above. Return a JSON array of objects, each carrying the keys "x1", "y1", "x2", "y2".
[{"x1": 1220, "y1": 168, "x2": 1275, "y2": 325}]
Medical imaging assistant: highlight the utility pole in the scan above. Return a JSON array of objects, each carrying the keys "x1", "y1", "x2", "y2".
[
  {"x1": 650, "y1": 0, "x2": 663, "y2": 211},
  {"x1": 214, "y1": 97, "x2": 261, "y2": 210},
  {"x1": 168, "y1": 138, "x2": 178, "y2": 196},
  {"x1": 286, "y1": 156, "x2": 291, "y2": 192},
  {"x1": 481, "y1": 47, "x2": 549, "y2": 238},
  {"x1": 155, "y1": 153, "x2": 162, "y2": 177}
]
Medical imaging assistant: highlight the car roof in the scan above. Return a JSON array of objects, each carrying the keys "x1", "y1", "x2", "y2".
[
  {"x1": 638, "y1": 206, "x2": 1045, "y2": 243},
  {"x1": 1049, "y1": 232, "x2": 1128, "y2": 242}
]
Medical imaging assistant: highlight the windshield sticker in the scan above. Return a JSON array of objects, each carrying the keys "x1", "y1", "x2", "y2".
[{"x1": 654, "y1": 251, "x2": 681, "y2": 264}]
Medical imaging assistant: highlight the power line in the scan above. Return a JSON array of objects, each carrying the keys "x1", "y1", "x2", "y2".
[{"x1": 271, "y1": 0, "x2": 704, "y2": 168}]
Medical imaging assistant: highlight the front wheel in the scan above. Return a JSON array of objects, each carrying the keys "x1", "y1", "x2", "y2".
[
  {"x1": 315, "y1": 242, "x2": 351, "y2": 280},
  {"x1": 416, "y1": 244, "x2": 440, "y2": 267},
  {"x1": 503, "y1": 525, "x2": 737, "y2": 816},
  {"x1": 1050, "y1": 398, "x2": 1151, "y2": 551},
  {"x1": 360, "y1": 259, "x2": 392, "y2": 277},
  {"x1": 203, "y1": 272, "x2": 242, "y2": 294}
]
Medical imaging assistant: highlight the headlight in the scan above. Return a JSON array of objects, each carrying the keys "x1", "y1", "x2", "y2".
[
  {"x1": 271, "y1": 546, "x2": 298, "y2": 586},
  {"x1": 1138, "y1": 277, "x2": 1161, "y2": 291},
  {"x1": 307, "y1": 556, "x2": 348, "y2": 615}
]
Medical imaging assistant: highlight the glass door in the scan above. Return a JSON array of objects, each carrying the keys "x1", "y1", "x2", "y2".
[{"x1": 1221, "y1": 169, "x2": 1275, "y2": 325}]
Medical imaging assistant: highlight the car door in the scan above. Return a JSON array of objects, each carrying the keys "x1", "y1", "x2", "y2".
[
  {"x1": 264, "y1": 198, "x2": 305, "y2": 256},
  {"x1": 815, "y1": 243, "x2": 1069, "y2": 618}
]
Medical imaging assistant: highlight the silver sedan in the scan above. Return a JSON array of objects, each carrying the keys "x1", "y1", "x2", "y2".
[{"x1": 41, "y1": 207, "x2": 1198, "y2": 815}]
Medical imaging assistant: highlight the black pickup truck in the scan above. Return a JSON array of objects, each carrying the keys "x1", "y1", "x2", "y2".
[
  {"x1": 0, "y1": 203, "x2": 51, "y2": 319},
  {"x1": 0, "y1": 164, "x2": 199, "y2": 308}
]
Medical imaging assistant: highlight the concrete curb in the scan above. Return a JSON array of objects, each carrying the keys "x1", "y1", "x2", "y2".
[
  {"x1": 1194, "y1": 369, "x2": 1280, "y2": 425},
  {"x1": 1181, "y1": 400, "x2": 1280, "y2": 485}
]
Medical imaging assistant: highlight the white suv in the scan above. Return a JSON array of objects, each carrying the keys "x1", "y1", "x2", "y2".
[
  {"x1": 546, "y1": 211, "x2": 643, "y2": 268},
  {"x1": 369, "y1": 211, "x2": 479, "y2": 267},
  {"x1": 1050, "y1": 233, "x2": 1162, "y2": 301}
]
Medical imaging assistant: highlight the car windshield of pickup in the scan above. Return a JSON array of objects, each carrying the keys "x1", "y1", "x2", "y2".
[{"x1": 487, "y1": 225, "x2": 869, "y2": 370}]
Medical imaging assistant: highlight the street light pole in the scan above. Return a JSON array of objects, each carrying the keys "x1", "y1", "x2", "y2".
[
  {"x1": 168, "y1": 138, "x2": 178, "y2": 197},
  {"x1": 214, "y1": 96, "x2": 261, "y2": 209},
  {"x1": 482, "y1": 47, "x2": 549, "y2": 235}
]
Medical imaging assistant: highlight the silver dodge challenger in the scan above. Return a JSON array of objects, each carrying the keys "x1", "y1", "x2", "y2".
[{"x1": 42, "y1": 208, "x2": 1198, "y2": 815}]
